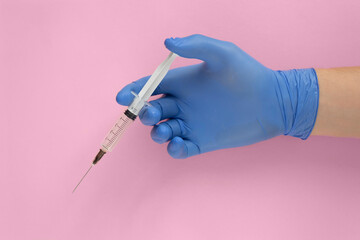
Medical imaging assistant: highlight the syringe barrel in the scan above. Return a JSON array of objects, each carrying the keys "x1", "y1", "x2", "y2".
[
  {"x1": 100, "y1": 53, "x2": 176, "y2": 153},
  {"x1": 101, "y1": 111, "x2": 135, "y2": 152}
]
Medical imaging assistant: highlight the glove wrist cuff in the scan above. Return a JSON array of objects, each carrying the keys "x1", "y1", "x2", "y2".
[{"x1": 275, "y1": 68, "x2": 319, "y2": 140}]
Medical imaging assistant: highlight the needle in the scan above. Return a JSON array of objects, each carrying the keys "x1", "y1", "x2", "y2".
[
  {"x1": 72, "y1": 164, "x2": 94, "y2": 193},
  {"x1": 72, "y1": 53, "x2": 176, "y2": 193},
  {"x1": 72, "y1": 150, "x2": 106, "y2": 193}
]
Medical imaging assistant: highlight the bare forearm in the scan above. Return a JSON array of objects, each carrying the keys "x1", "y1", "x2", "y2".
[{"x1": 312, "y1": 67, "x2": 360, "y2": 138}]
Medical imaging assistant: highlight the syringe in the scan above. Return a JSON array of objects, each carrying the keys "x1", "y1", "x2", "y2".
[{"x1": 73, "y1": 52, "x2": 178, "y2": 193}]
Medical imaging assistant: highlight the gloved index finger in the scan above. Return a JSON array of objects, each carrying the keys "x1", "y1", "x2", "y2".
[
  {"x1": 116, "y1": 75, "x2": 164, "y2": 106},
  {"x1": 116, "y1": 63, "x2": 201, "y2": 106},
  {"x1": 116, "y1": 77, "x2": 147, "y2": 106},
  {"x1": 117, "y1": 52, "x2": 177, "y2": 107}
]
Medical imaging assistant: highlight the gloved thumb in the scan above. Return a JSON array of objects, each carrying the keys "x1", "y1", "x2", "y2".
[{"x1": 164, "y1": 34, "x2": 231, "y2": 69}]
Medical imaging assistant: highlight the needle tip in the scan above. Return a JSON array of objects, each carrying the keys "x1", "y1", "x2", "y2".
[{"x1": 72, "y1": 164, "x2": 94, "y2": 193}]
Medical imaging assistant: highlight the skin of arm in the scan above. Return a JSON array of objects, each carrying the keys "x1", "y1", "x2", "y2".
[{"x1": 312, "y1": 67, "x2": 360, "y2": 138}]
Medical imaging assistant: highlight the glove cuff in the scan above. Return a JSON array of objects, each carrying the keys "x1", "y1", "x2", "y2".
[{"x1": 275, "y1": 68, "x2": 319, "y2": 140}]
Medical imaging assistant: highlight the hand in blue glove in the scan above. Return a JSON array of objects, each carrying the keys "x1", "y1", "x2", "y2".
[{"x1": 116, "y1": 34, "x2": 319, "y2": 159}]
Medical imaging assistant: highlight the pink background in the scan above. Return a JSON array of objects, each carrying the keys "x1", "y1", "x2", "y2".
[{"x1": 1, "y1": 0, "x2": 360, "y2": 239}]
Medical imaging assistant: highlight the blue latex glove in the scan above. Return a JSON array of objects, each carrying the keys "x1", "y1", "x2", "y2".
[{"x1": 116, "y1": 34, "x2": 319, "y2": 159}]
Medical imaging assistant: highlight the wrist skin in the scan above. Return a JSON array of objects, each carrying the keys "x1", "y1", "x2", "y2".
[{"x1": 311, "y1": 67, "x2": 360, "y2": 138}]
